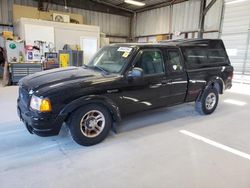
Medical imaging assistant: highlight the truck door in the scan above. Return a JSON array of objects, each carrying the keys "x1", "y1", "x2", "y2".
[
  {"x1": 119, "y1": 48, "x2": 172, "y2": 114},
  {"x1": 165, "y1": 48, "x2": 188, "y2": 104}
]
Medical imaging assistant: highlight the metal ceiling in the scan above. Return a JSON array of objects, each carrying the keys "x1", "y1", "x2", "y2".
[
  {"x1": 93, "y1": 0, "x2": 187, "y2": 12},
  {"x1": 37, "y1": 0, "x2": 187, "y2": 17}
]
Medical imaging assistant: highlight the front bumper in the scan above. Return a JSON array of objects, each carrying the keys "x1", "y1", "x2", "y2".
[{"x1": 17, "y1": 98, "x2": 64, "y2": 137}]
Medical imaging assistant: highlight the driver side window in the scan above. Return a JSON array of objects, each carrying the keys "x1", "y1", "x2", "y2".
[{"x1": 135, "y1": 50, "x2": 165, "y2": 75}]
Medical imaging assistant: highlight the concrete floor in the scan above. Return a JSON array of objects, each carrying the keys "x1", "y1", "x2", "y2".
[{"x1": 0, "y1": 84, "x2": 250, "y2": 188}]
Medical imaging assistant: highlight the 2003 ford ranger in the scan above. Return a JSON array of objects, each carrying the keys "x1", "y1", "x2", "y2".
[{"x1": 17, "y1": 39, "x2": 233, "y2": 146}]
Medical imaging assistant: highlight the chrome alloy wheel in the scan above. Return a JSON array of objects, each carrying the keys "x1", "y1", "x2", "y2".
[
  {"x1": 205, "y1": 93, "x2": 217, "y2": 110},
  {"x1": 80, "y1": 110, "x2": 105, "y2": 138}
]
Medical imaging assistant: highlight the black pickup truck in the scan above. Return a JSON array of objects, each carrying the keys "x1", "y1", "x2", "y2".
[{"x1": 17, "y1": 39, "x2": 233, "y2": 146}]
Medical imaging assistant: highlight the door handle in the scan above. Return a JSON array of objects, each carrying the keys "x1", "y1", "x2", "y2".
[{"x1": 149, "y1": 80, "x2": 172, "y2": 88}]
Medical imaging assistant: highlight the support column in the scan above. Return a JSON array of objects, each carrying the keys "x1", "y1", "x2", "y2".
[
  {"x1": 198, "y1": 0, "x2": 206, "y2": 38},
  {"x1": 130, "y1": 12, "x2": 137, "y2": 42}
]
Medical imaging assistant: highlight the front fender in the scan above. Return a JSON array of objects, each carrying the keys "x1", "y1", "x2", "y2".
[{"x1": 59, "y1": 95, "x2": 121, "y2": 122}]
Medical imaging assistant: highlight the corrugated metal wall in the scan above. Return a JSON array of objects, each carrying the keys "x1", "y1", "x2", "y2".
[
  {"x1": 204, "y1": 0, "x2": 223, "y2": 31},
  {"x1": 0, "y1": 0, "x2": 130, "y2": 38},
  {"x1": 136, "y1": 6, "x2": 170, "y2": 37},
  {"x1": 1, "y1": 0, "x2": 224, "y2": 39},
  {"x1": 221, "y1": 0, "x2": 250, "y2": 75},
  {"x1": 203, "y1": 32, "x2": 219, "y2": 39},
  {"x1": 136, "y1": 0, "x2": 223, "y2": 37},
  {"x1": 65, "y1": 8, "x2": 130, "y2": 37},
  {"x1": 171, "y1": 0, "x2": 200, "y2": 33},
  {"x1": 0, "y1": 0, "x2": 13, "y2": 33}
]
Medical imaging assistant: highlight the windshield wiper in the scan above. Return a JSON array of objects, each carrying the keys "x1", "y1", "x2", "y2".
[
  {"x1": 82, "y1": 64, "x2": 88, "y2": 68},
  {"x1": 93, "y1": 66, "x2": 109, "y2": 74}
]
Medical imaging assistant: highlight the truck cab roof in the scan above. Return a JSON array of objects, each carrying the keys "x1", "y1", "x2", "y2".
[{"x1": 109, "y1": 39, "x2": 223, "y2": 48}]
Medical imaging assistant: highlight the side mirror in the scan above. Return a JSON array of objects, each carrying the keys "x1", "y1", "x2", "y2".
[{"x1": 127, "y1": 67, "x2": 143, "y2": 79}]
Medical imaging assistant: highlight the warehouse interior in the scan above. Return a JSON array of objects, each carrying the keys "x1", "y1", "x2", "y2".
[{"x1": 0, "y1": 0, "x2": 250, "y2": 187}]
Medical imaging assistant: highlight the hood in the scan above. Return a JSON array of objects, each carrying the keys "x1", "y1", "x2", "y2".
[{"x1": 19, "y1": 66, "x2": 102, "y2": 92}]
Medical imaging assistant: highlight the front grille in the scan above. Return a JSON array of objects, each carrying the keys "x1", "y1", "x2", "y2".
[{"x1": 19, "y1": 87, "x2": 30, "y2": 108}]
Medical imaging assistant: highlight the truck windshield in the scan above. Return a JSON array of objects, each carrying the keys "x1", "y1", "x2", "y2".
[{"x1": 87, "y1": 46, "x2": 135, "y2": 74}]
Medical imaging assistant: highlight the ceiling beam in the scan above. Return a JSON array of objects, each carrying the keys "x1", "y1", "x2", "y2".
[
  {"x1": 135, "y1": 0, "x2": 188, "y2": 13},
  {"x1": 91, "y1": 0, "x2": 134, "y2": 13},
  {"x1": 203, "y1": 0, "x2": 217, "y2": 16},
  {"x1": 35, "y1": 0, "x2": 133, "y2": 17}
]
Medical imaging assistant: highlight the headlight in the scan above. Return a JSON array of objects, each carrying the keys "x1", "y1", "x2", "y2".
[{"x1": 30, "y1": 95, "x2": 52, "y2": 112}]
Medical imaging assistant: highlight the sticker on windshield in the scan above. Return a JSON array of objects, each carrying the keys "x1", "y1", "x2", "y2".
[
  {"x1": 122, "y1": 52, "x2": 130, "y2": 58},
  {"x1": 117, "y1": 47, "x2": 132, "y2": 53}
]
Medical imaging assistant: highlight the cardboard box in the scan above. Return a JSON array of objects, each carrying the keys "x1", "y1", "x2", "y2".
[
  {"x1": 156, "y1": 35, "x2": 169, "y2": 42},
  {"x1": 2, "y1": 31, "x2": 14, "y2": 40},
  {"x1": 13, "y1": 4, "x2": 84, "y2": 24}
]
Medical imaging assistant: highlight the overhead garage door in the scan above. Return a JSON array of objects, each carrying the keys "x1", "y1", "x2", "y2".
[{"x1": 221, "y1": 0, "x2": 250, "y2": 82}]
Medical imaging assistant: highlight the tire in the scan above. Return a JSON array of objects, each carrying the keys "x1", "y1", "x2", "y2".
[
  {"x1": 195, "y1": 86, "x2": 219, "y2": 115},
  {"x1": 69, "y1": 104, "x2": 112, "y2": 146}
]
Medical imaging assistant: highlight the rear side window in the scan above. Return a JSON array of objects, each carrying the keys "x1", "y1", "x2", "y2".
[
  {"x1": 182, "y1": 41, "x2": 229, "y2": 68},
  {"x1": 208, "y1": 48, "x2": 227, "y2": 63},
  {"x1": 184, "y1": 48, "x2": 208, "y2": 67}
]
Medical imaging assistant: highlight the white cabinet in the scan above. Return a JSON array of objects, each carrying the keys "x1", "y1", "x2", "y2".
[{"x1": 14, "y1": 18, "x2": 100, "y2": 64}]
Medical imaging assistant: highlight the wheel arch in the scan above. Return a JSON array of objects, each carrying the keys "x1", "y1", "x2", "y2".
[
  {"x1": 206, "y1": 77, "x2": 225, "y2": 94},
  {"x1": 59, "y1": 95, "x2": 122, "y2": 123},
  {"x1": 196, "y1": 77, "x2": 224, "y2": 102}
]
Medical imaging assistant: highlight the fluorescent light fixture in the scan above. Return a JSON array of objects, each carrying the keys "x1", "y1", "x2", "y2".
[
  {"x1": 226, "y1": 0, "x2": 248, "y2": 5},
  {"x1": 124, "y1": 0, "x2": 146, "y2": 6},
  {"x1": 224, "y1": 99, "x2": 247, "y2": 106}
]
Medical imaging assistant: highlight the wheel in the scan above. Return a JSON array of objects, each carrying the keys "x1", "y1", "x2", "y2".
[
  {"x1": 195, "y1": 86, "x2": 219, "y2": 115},
  {"x1": 69, "y1": 104, "x2": 112, "y2": 146}
]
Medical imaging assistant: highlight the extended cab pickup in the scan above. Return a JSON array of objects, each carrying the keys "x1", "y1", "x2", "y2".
[{"x1": 17, "y1": 39, "x2": 233, "y2": 146}]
